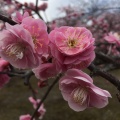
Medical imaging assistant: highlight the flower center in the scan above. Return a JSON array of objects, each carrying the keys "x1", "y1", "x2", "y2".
[
  {"x1": 68, "y1": 39, "x2": 77, "y2": 48},
  {"x1": 5, "y1": 43, "x2": 25, "y2": 60},
  {"x1": 72, "y1": 87, "x2": 88, "y2": 105},
  {"x1": 32, "y1": 36, "x2": 43, "y2": 48}
]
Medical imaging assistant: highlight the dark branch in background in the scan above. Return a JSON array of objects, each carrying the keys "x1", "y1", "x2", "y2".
[
  {"x1": 95, "y1": 42, "x2": 112, "y2": 46},
  {"x1": 35, "y1": 0, "x2": 39, "y2": 12},
  {"x1": 31, "y1": 74, "x2": 62, "y2": 120},
  {"x1": 0, "y1": 71, "x2": 24, "y2": 77},
  {"x1": 0, "y1": 14, "x2": 16, "y2": 25},
  {"x1": 95, "y1": 52, "x2": 120, "y2": 68},
  {"x1": 88, "y1": 63, "x2": 120, "y2": 91}
]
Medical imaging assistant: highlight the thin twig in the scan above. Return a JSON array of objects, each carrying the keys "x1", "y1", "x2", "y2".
[
  {"x1": 24, "y1": 71, "x2": 34, "y2": 85},
  {"x1": 0, "y1": 14, "x2": 16, "y2": 25},
  {"x1": 23, "y1": 71, "x2": 37, "y2": 100},
  {"x1": 95, "y1": 52, "x2": 120, "y2": 68},
  {"x1": 31, "y1": 74, "x2": 62, "y2": 120},
  {"x1": 35, "y1": 0, "x2": 39, "y2": 12},
  {"x1": 28, "y1": 82, "x2": 37, "y2": 100},
  {"x1": 0, "y1": 71, "x2": 24, "y2": 77},
  {"x1": 12, "y1": 0, "x2": 43, "y2": 20}
]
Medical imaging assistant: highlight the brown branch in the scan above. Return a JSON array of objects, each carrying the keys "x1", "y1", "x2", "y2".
[
  {"x1": 31, "y1": 73, "x2": 62, "y2": 120},
  {"x1": 24, "y1": 71, "x2": 34, "y2": 85},
  {"x1": 88, "y1": 63, "x2": 120, "y2": 91},
  {"x1": 0, "y1": 71, "x2": 25, "y2": 77},
  {"x1": 23, "y1": 71, "x2": 37, "y2": 100},
  {"x1": 95, "y1": 52, "x2": 120, "y2": 67},
  {"x1": 0, "y1": 14, "x2": 16, "y2": 25}
]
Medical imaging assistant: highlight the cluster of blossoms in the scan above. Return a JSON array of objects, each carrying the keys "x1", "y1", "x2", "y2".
[
  {"x1": 103, "y1": 32, "x2": 120, "y2": 56},
  {"x1": 0, "y1": 12, "x2": 111, "y2": 119},
  {"x1": 20, "y1": 97, "x2": 46, "y2": 120}
]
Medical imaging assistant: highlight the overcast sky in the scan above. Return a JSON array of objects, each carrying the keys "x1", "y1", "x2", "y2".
[
  {"x1": 16, "y1": 0, "x2": 118, "y2": 21},
  {"x1": 17, "y1": 0, "x2": 72, "y2": 21}
]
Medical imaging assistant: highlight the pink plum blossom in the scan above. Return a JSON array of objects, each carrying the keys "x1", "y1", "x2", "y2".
[
  {"x1": 19, "y1": 114, "x2": 32, "y2": 120},
  {"x1": 12, "y1": 12, "x2": 29, "y2": 23},
  {"x1": 32, "y1": 59, "x2": 61, "y2": 80},
  {"x1": 29, "y1": 97, "x2": 46, "y2": 119},
  {"x1": 59, "y1": 69, "x2": 111, "y2": 112},
  {"x1": 21, "y1": 17, "x2": 49, "y2": 56},
  {"x1": 0, "y1": 23, "x2": 39, "y2": 69},
  {"x1": 29, "y1": 2, "x2": 35, "y2": 10},
  {"x1": 104, "y1": 32, "x2": 120, "y2": 46},
  {"x1": 29, "y1": 96, "x2": 40, "y2": 108},
  {"x1": 49, "y1": 26, "x2": 95, "y2": 70}
]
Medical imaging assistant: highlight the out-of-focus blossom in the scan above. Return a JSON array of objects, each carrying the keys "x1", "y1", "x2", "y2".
[
  {"x1": 86, "y1": 20, "x2": 93, "y2": 27},
  {"x1": 29, "y1": 96, "x2": 40, "y2": 109},
  {"x1": 38, "y1": 3, "x2": 48, "y2": 11},
  {"x1": 49, "y1": 26, "x2": 95, "y2": 70},
  {"x1": 29, "y1": 2, "x2": 35, "y2": 10},
  {"x1": 59, "y1": 69, "x2": 111, "y2": 111},
  {"x1": 104, "y1": 32, "x2": 120, "y2": 46},
  {"x1": 0, "y1": 23, "x2": 39, "y2": 69},
  {"x1": 5, "y1": 0, "x2": 12, "y2": 4},
  {"x1": 29, "y1": 97, "x2": 46, "y2": 119},
  {"x1": 19, "y1": 114, "x2": 32, "y2": 120},
  {"x1": 0, "y1": 22, "x2": 4, "y2": 30},
  {"x1": 22, "y1": 17, "x2": 49, "y2": 56},
  {"x1": 6, "y1": 6, "x2": 15, "y2": 14},
  {"x1": 12, "y1": 12, "x2": 29, "y2": 23}
]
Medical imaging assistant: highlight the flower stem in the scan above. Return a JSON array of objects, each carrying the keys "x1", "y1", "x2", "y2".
[{"x1": 31, "y1": 74, "x2": 62, "y2": 120}]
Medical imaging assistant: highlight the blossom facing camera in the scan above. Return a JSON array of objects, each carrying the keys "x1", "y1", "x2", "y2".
[
  {"x1": 49, "y1": 26, "x2": 95, "y2": 70},
  {"x1": 0, "y1": 23, "x2": 39, "y2": 69},
  {"x1": 59, "y1": 69, "x2": 111, "y2": 112}
]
